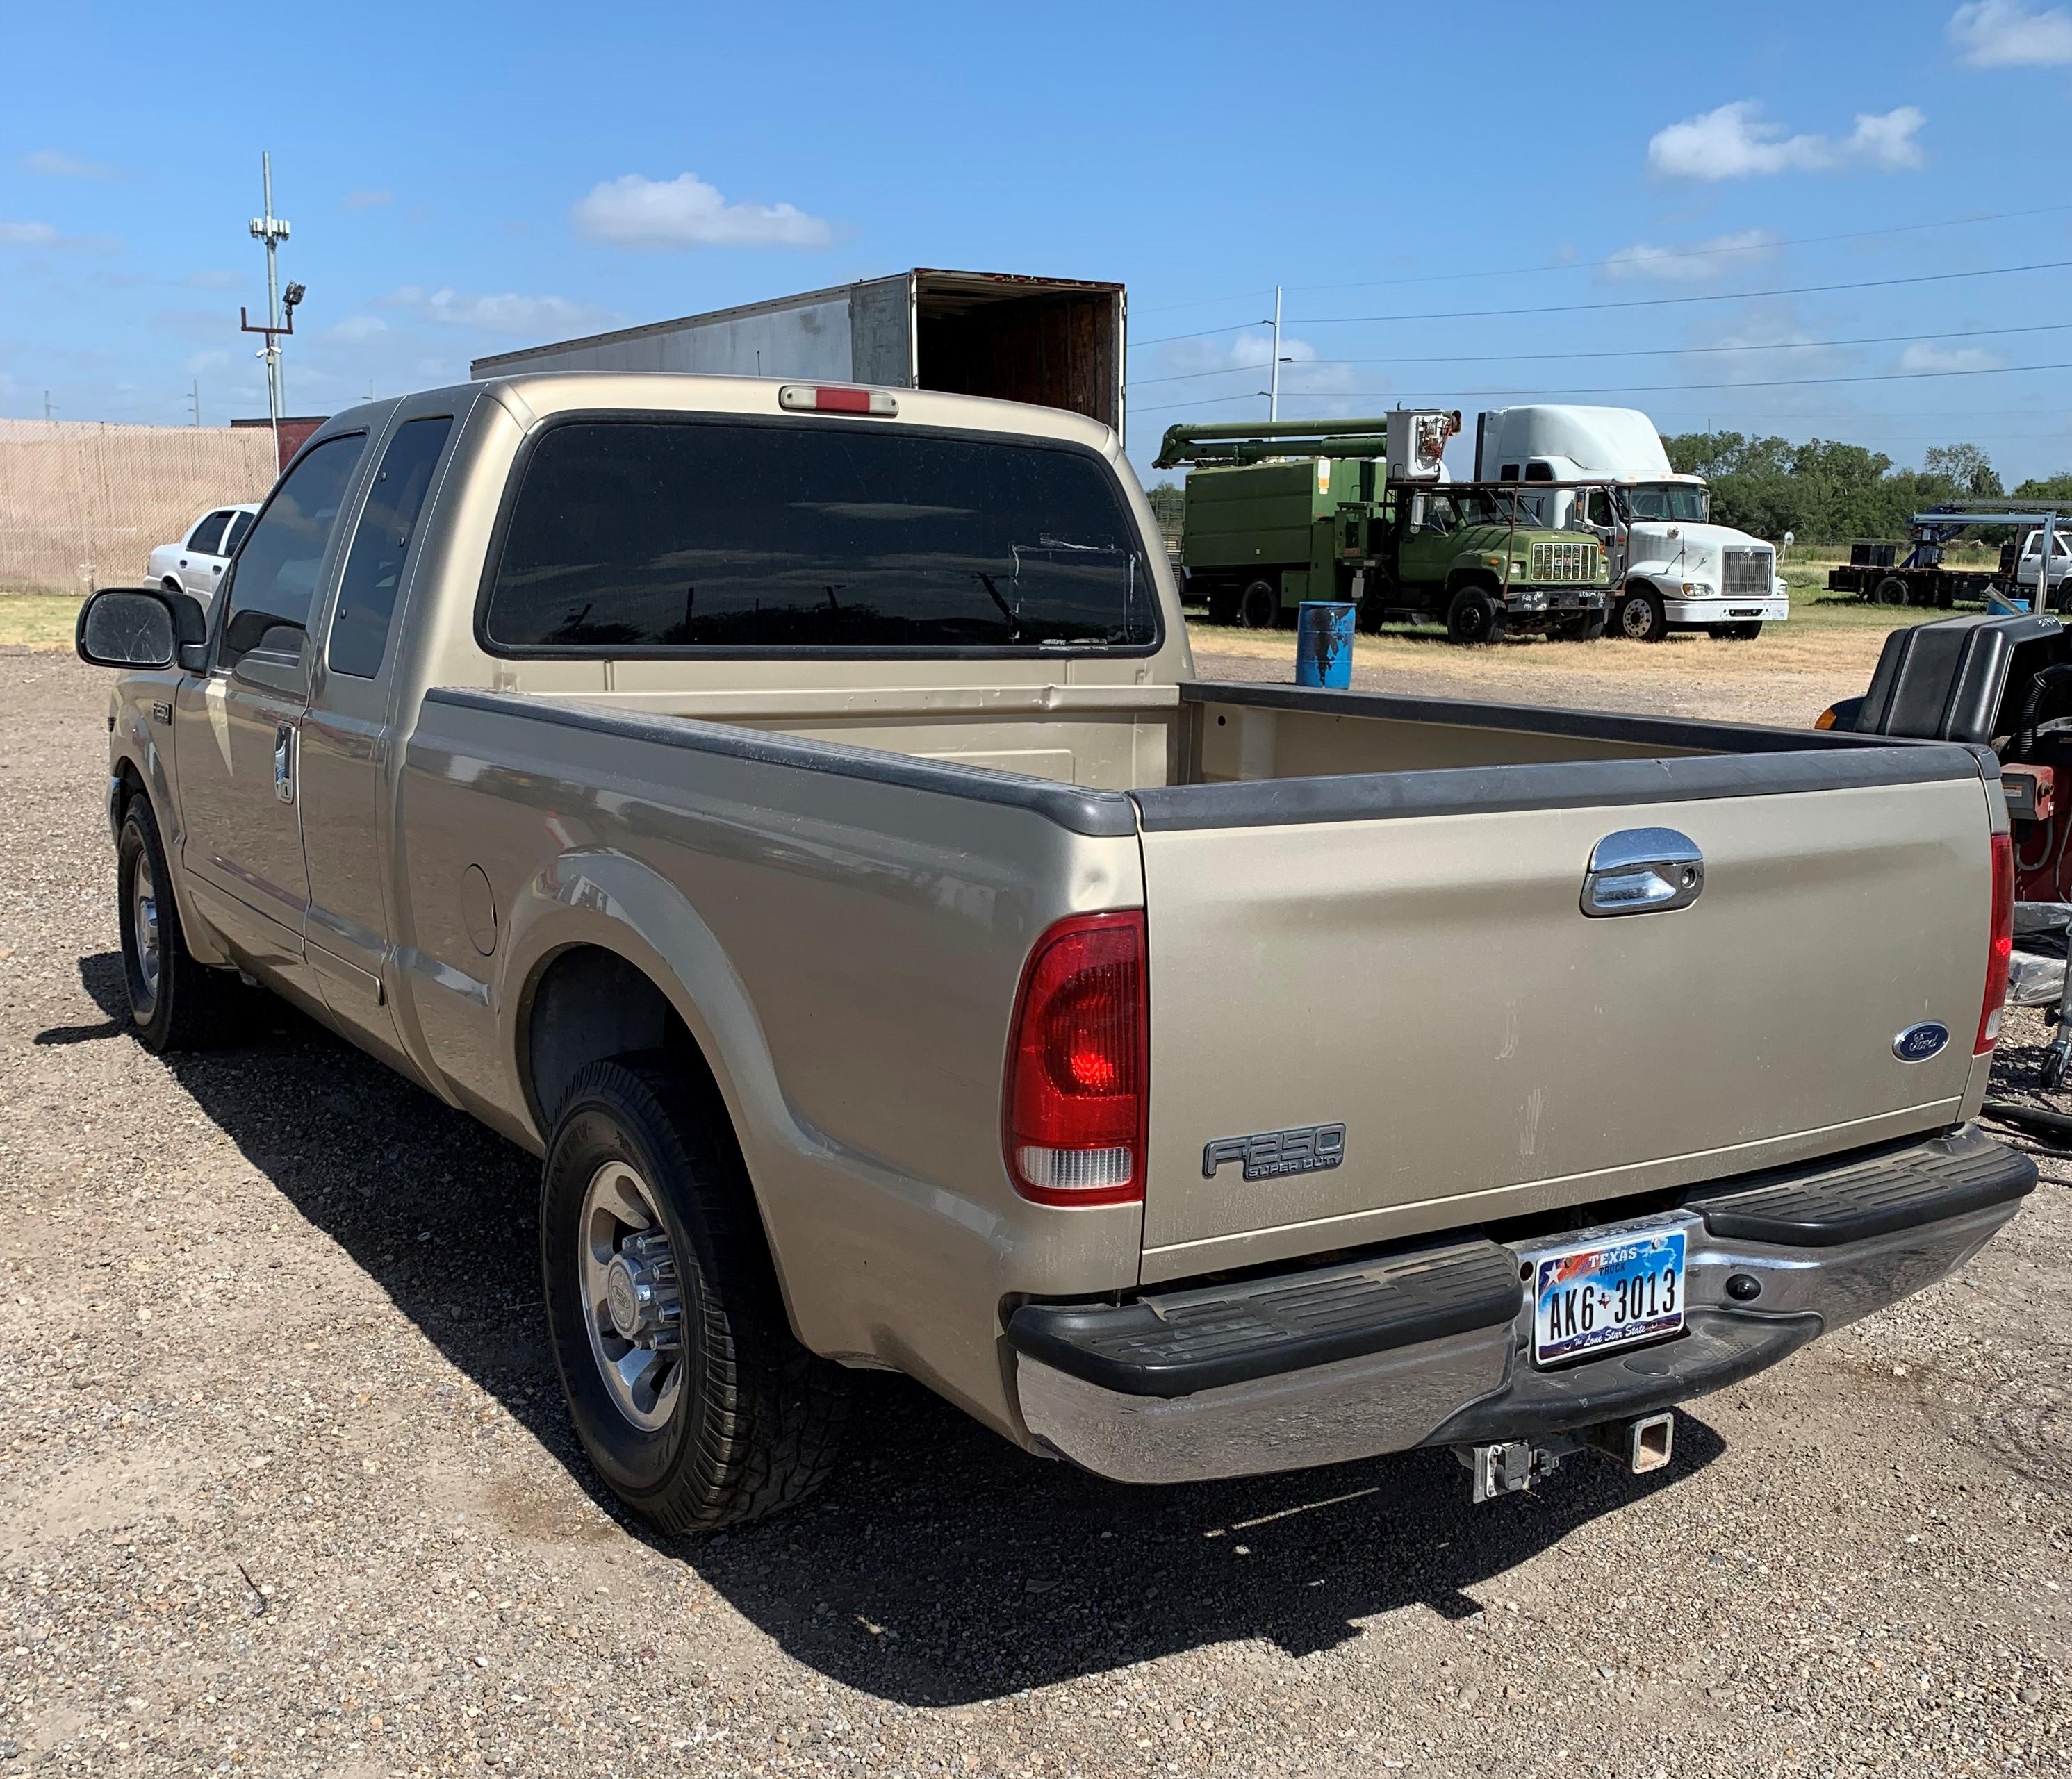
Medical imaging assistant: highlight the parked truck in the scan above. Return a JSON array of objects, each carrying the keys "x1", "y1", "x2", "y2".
[
  {"x1": 1158, "y1": 415, "x2": 1611, "y2": 643},
  {"x1": 1477, "y1": 405, "x2": 1789, "y2": 641},
  {"x1": 76, "y1": 370, "x2": 2032, "y2": 1532},
  {"x1": 1830, "y1": 508, "x2": 2072, "y2": 610},
  {"x1": 471, "y1": 267, "x2": 1126, "y2": 432}
]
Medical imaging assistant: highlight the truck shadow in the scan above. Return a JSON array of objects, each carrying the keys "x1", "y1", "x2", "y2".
[{"x1": 58, "y1": 948, "x2": 1727, "y2": 1707}]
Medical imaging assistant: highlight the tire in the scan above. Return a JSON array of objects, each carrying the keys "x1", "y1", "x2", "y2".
[
  {"x1": 1554, "y1": 613, "x2": 1606, "y2": 642},
  {"x1": 1239, "y1": 578, "x2": 1281, "y2": 631},
  {"x1": 1445, "y1": 586, "x2": 1505, "y2": 646},
  {"x1": 161, "y1": 577, "x2": 183, "y2": 597},
  {"x1": 117, "y1": 797, "x2": 240, "y2": 1052},
  {"x1": 1615, "y1": 590, "x2": 1668, "y2": 643},
  {"x1": 1356, "y1": 581, "x2": 1392, "y2": 634},
  {"x1": 1206, "y1": 586, "x2": 1240, "y2": 627},
  {"x1": 1873, "y1": 575, "x2": 1910, "y2": 608},
  {"x1": 541, "y1": 1052, "x2": 851, "y2": 1534}
]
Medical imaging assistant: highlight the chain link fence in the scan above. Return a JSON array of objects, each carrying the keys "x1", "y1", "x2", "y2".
[{"x1": 0, "y1": 420, "x2": 277, "y2": 595}]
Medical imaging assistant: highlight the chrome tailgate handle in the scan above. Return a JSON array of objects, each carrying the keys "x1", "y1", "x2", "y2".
[{"x1": 1581, "y1": 827, "x2": 1702, "y2": 917}]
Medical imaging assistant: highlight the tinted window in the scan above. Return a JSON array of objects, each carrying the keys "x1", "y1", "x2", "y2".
[
  {"x1": 219, "y1": 434, "x2": 368, "y2": 667},
  {"x1": 484, "y1": 420, "x2": 1154, "y2": 652},
  {"x1": 1524, "y1": 463, "x2": 1554, "y2": 483},
  {"x1": 329, "y1": 416, "x2": 453, "y2": 678},
  {"x1": 187, "y1": 511, "x2": 231, "y2": 555},
  {"x1": 224, "y1": 511, "x2": 254, "y2": 554}
]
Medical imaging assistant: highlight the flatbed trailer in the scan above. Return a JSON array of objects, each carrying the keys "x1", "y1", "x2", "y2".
[{"x1": 1831, "y1": 507, "x2": 2069, "y2": 609}]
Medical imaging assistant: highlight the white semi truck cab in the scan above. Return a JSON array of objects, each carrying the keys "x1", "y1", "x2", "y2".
[{"x1": 1475, "y1": 405, "x2": 1789, "y2": 642}]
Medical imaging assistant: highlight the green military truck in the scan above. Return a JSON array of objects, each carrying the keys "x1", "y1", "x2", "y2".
[{"x1": 1156, "y1": 415, "x2": 1612, "y2": 644}]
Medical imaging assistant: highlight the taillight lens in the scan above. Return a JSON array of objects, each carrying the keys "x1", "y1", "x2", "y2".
[
  {"x1": 1976, "y1": 831, "x2": 2014, "y2": 1054},
  {"x1": 1004, "y1": 911, "x2": 1147, "y2": 1207}
]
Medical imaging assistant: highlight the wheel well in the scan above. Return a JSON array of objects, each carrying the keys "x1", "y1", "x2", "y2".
[
  {"x1": 1620, "y1": 577, "x2": 1662, "y2": 602},
  {"x1": 1447, "y1": 570, "x2": 1501, "y2": 600},
  {"x1": 114, "y1": 760, "x2": 147, "y2": 824},
  {"x1": 523, "y1": 944, "x2": 711, "y2": 1129}
]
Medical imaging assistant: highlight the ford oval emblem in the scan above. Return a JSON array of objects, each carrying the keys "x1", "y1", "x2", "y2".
[{"x1": 1893, "y1": 1022, "x2": 1950, "y2": 1063}]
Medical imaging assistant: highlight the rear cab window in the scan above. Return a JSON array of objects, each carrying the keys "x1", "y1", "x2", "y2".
[{"x1": 480, "y1": 417, "x2": 1157, "y2": 655}]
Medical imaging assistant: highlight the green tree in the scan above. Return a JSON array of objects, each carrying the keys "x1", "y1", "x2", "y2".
[{"x1": 2015, "y1": 472, "x2": 2072, "y2": 503}]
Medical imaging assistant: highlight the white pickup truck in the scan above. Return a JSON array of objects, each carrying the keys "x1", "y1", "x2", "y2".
[{"x1": 74, "y1": 372, "x2": 2032, "y2": 1531}]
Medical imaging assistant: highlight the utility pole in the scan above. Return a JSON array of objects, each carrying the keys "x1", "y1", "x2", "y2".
[
  {"x1": 190, "y1": 379, "x2": 202, "y2": 427},
  {"x1": 42, "y1": 391, "x2": 53, "y2": 422},
  {"x1": 1267, "y1": 286, "x2": 1283, "y2": 422},
  {"x1": 245, "y1": 151, "x2": 293, "y2": 456}
]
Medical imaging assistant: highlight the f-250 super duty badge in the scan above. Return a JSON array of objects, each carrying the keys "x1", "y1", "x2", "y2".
[{"x1": 1202, "y1": 1123, "x2": 1347, "y2": 1181}]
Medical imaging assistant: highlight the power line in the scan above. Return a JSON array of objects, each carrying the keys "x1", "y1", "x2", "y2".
[
  {"x1": 1130, "y1": 256, "x2": 2072, "y2": 347},
  {"x1": 1128, "y1": 320, "x2": 2072, "y2": 387},
  {"x1": 1130, "y1": 356, "x2": 2072, "y2": 419},
  {"x1": 1132, "y1": 200, "x2": 2072, "y2": 316},
  {"x1": 1281, "y1": 202, "x2": 2072, "y2": 296}
]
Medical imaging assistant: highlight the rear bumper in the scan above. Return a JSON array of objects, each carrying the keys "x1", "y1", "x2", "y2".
[{"x1": 1007, "y1": 1125, "x2": 2032, "y2": 1485}]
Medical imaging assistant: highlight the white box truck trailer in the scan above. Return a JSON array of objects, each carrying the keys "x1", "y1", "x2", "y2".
[
  {"x1": 470, "y1": 267, "x2": 1126, "y2": 436},
  {"x1": 1475, "y1": 406, "x2": 1788, "y2": 642}
]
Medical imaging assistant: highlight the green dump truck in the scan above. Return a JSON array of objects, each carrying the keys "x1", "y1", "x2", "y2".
[{"x1": 1156, "y1": 415, "x2": 1612, "y2": 644}]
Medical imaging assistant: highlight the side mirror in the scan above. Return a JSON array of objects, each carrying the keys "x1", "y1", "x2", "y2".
[{"x1": 76, "y1": 586, "x2": 204, "y2": 670}]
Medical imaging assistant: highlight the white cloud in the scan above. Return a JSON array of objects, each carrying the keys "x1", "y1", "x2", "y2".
[
  {"x1": 570, "y1": 172, "x2": 832, "y2": 250},
  {"x1": 1898, "y1": 342, "x2": 2009, "y2": 372},
  {"x1": 326, "y1": 314, "x2": 390, "y2": 345},
  {"x1": 0, "y1": 219, "x2": 122, "y2": 253},
  {"x1": 22, "y1": 149, "x2": 116, "y2": 180},
  {"x1": 1647, "y1": 101, "x2": 1927, "y2": 179},
  {"x1": 343, "y1": 188, "x2": 393, "y2": 211},
  {"x1": 1949, "y1": 0, "x2": 2072, "y2": 64},
  {"x1": 380, "y1": 285, "x2": 616, "y2": 338},
  {"x1": 1602, "y1": 229, "x2": 1781, "y2": 282}
]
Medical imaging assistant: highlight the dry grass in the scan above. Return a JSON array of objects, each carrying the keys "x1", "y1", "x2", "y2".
[
  {"x1": 0, "y1": 594, "x2": 84, "y2": 649},
  {"x1": 1186, "y1": 595, "x2": 1939, "y2": 727}
]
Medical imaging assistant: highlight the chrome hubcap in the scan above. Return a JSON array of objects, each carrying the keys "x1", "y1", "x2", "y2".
[
  {"x1": 131, "y1": 855, "x2": 162, "y2": 1013},
  {"x1": 578, "y1": 1161, "x2": 684, "y2": 1431}
]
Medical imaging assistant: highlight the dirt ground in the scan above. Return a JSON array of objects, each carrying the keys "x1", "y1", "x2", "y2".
[{"x1": 2, "y1": 644, "x2": 2069, "y2": 1778}]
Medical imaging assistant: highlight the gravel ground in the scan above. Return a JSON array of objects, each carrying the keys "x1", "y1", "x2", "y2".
[{"x1": 1, "y1": 647, "x2": 2069, "y2": 1778}]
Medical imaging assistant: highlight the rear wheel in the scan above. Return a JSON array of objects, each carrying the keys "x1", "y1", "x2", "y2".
[
  {"x1": 541, "y1": 1053, "x2": 850, "y2": 1534},
  {"x1": 1445, "y1": 587, "x2": 1505, "y2": 646},
  {"x1": 1616, "y1": 590, "x2": 1668, "y2": 643},
  {"x1": 117, "y1": 797, "x2": 242, "y2": 1052},
  {"x1": 1239, "y1": 578, "x2": 1281, "y2": 631},
  {"x1": 1873, "y1": 575, "x2": 1911, "y2": 608}
]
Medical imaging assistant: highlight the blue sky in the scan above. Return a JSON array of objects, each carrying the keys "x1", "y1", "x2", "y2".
[{"x1": 6, "y1": 0, "x2": 2072, "y2": 483}]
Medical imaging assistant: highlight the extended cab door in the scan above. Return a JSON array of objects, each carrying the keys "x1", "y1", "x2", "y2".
[
  {"x1": 177, "y1": 510, "x2": 233, "y2": 599},
  {"x1": 297, "y1": 403, "x2": 463, "y2": 1058},
  {"x1": 172, "y1": 431, "x2": 371, "y2": 977}
]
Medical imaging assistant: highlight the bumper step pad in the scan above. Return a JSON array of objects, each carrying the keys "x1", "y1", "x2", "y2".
[
  {"x1": 1008, "y1": 1240, "x2": 1521, "y2": 1399},
  {"x1": 1684, "y1": 1125, "x2": 2035, "y2": 1248}
]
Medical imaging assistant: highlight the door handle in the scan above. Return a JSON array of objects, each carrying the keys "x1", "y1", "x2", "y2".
[
  {"x1": 1581, "y1": 827, "x2": 1702, "y2": 917},
  {"x1": 273, "y1": 723, "x2": 295, "y2": 805}
]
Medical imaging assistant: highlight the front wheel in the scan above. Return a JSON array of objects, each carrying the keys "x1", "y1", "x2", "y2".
[
  {"x1": 1615, "y1": 590, "x2": 1668, "y2": 642},
  {"x1": 117, "y1": 797, "x2": 242, "y2": 1052},
  {"x1": 1238, "y1": 578, "x2": 1281, "y2": 631},
  {"x1": 541, "y1": 1054, "x2": 850, "y2": 1534},
  {"x1": 1445, "y1": 587, "x2": 1505, "y2": 646}
]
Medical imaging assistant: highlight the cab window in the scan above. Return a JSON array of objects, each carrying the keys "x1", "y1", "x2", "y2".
[
  {"x1": 217, "y1": 433, "x2": 368, "y2": 668},
  {"x1": 328, "y1": 416, "x2": 454, "y2": 679}
]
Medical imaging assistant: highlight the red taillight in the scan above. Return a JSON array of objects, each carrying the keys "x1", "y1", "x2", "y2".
[
  {"x1": 776, "y1": 383, "x2": 898, "y2": 417},
  {"x1": 1977, "y1": 831, "x2": 2014, "y2": 1054},
  {"x1": 1004, "y1": 911, "x2": 1147, "y2": 1207}
]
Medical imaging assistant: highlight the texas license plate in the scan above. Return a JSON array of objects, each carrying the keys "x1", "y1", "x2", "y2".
[{"x1": 1531, "y1": 1227, "x2": 1686, "y2": 1366}]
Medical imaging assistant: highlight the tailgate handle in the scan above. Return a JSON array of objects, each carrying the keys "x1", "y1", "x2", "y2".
[{"x1": 1581, "y1": 827, "x2": 1703, "y2": 918}]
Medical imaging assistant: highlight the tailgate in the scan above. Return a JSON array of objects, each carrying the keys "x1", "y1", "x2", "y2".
[{"x1": 1133, "y1": 752, "x2": 1996, "y2": 1281}]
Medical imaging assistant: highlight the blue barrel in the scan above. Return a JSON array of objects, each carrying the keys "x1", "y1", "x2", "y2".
[{"x1": 1294, "y1": 601, "x2": 1356, "y2": 689}]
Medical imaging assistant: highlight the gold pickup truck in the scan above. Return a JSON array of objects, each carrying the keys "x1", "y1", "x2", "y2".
[{"x1": 76, "y1": 374, "x2": 2034, "y2": 1531}]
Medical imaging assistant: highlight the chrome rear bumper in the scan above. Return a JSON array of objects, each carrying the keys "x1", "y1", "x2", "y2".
[{"x1": 1009, "y1": 1125, "x2": 2031, "y2": 1486}]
